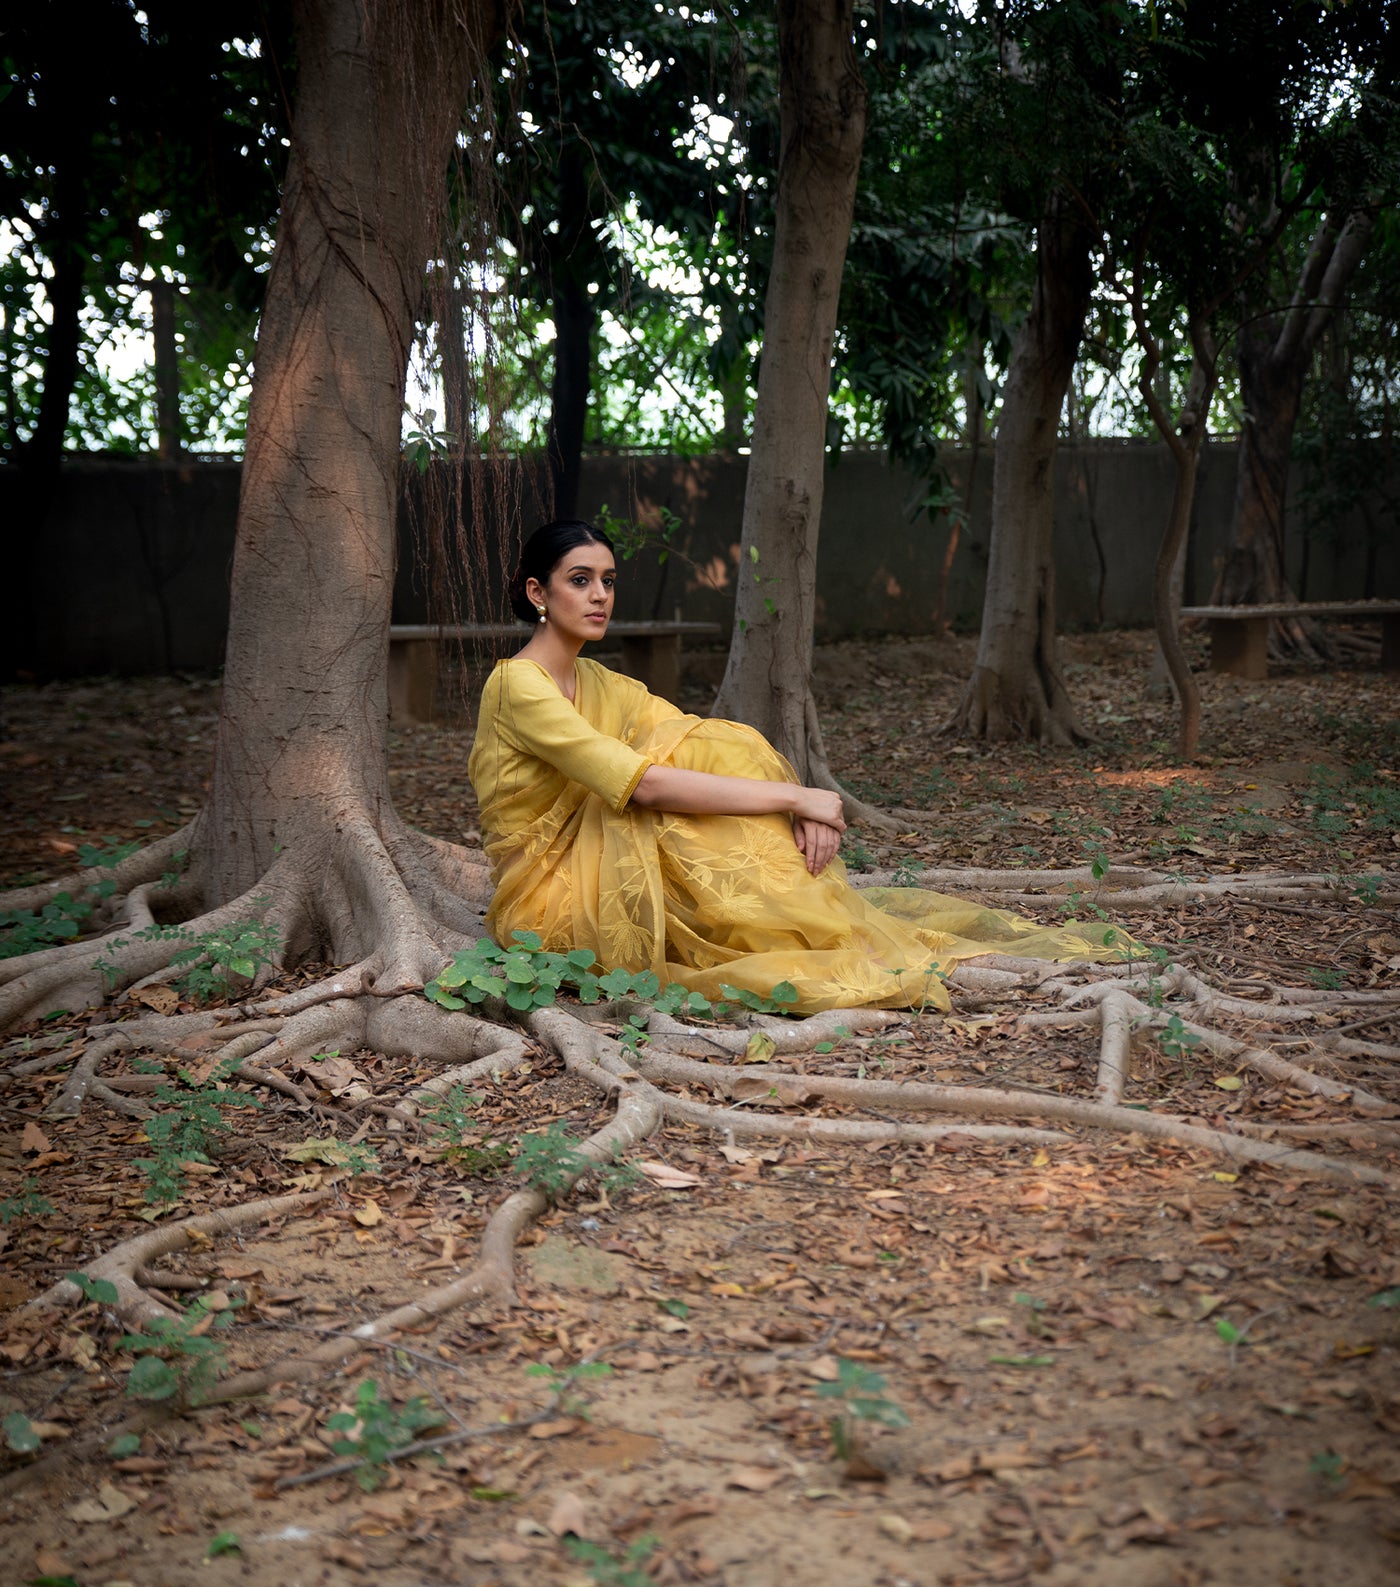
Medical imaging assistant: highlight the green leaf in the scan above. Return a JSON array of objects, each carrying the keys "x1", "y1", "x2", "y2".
[
  {"x1": 107, "y1": 1432, "x2": 142, "y2": 1458},
  {"x1": 206, "y1": 1531, "x2": 242, "y2": 1558},
  {"x1": 1367, "y1": 1286, "x2": 1400, "y2": 1309},
  {"x1": 127, "y1": 1355, "x2": 180, "y2": 1400},
  {"x1": 3, "y1": 1412, "x2": 40, "y2": 1453},
  {"x1": 657, "y1": 1298, "x2": 690, "y2": 1319},
  {"x1": 1215, "y1": 1318, "x2": 1242, "y2": 1345},
  {"x1": 67, "y1": 1272, "x2": 119, "y2": 1306}
]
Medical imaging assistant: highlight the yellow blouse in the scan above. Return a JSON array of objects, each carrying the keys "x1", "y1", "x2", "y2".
[{"x1": 469, "y1": 657, "x2": 1132, "y2": 1014}]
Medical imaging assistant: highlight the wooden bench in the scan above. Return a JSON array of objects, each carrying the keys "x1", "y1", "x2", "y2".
[
  {"x1": 1180, "y1": 601, "x2": 1400, "y2": 680},
  {"x1": 387, "y1": 620, "x2": 723, "y2": 722}
]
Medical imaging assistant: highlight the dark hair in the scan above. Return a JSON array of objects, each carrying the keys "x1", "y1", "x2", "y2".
[{"x1": 508, "y1": 519, "x2": 615, "y2": 623}]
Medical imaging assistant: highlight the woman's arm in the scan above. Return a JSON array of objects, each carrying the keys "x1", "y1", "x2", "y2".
[{"x1": 631, "y1": 764, "x2": 846, "y2": 831}]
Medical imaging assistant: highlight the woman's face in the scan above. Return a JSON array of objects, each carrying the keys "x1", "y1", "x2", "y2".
[{"x1": 528, "y1": 540, "x2": 616, "y2": 642}]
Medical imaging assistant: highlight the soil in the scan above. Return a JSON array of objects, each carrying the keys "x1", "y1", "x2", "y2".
[{"x1": 0, "y1": 630, "x2": 1397, "y2": 1587}]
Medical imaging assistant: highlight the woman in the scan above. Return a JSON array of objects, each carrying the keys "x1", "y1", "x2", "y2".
[{"x1": 468, "y1": 520, "x2": 1130, "y2": 1015}]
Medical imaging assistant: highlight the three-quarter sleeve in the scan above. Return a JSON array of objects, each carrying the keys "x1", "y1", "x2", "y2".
[{"x1": 491, "y1": 661, "x2": 651, "y2": 812}]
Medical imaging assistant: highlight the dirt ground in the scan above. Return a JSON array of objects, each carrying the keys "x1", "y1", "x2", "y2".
[{"x1": 0, "y1": 629, "x2": 1397, "y2": 1587}]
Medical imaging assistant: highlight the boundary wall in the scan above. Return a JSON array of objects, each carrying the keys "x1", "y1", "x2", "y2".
[{"x1": 6, "y1": 442, "x2": 1396, "y2": 677}]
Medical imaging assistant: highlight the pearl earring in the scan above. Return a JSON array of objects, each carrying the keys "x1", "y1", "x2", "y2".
[{"x1": 537, "y1": 606, "x2": 547, "y2": 623}]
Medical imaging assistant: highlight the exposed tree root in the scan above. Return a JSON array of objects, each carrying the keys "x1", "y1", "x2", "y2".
[
  {"x1": 23, "y1": 1191, "x2": 335, "y2": 1329},
  {"x1": 6, "y1": 856, "x2": 1396, "y2": 1424}
]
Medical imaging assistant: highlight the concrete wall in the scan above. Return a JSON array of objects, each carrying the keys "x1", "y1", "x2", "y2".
[{"x1": 7, "y1": 443, "x2": 1397, "y2": 677}]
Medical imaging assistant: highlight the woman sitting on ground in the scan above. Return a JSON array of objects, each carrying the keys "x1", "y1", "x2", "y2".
[{"x1": 468, "y1": 520, "x2": 1130, "y2": 1015}]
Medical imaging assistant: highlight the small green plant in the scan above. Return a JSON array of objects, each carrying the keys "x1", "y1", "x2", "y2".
[
  {"x1": 1309, "y1": 1449, "x2": 1345, "y2": 1487},
  {"x1": 525, "y1": 1359, "x2": 614, "y2": 1417},
  {"x1": 515, "y1": 1123, "x2": 639, "y2": 1202},
  {"x1": 562, "y1": 1534, "x2": 660, "y2": 1587},
  {"x1": 0, "y1": 1178, "x2": 54, "y2": 1224},
  {"x1": 418, "y1": 1084, "x2": 511, "y2": 1175},
  {"x1": 890, "y1": 856, "x2": 925, "y2": 888},
  {"x1": 94, "y1": 916, "x2": 281, "y2": 999},
  {"x1": 169, "y1": 919, "x2": 282, "y2": 1003},
  {"x1": 839, "y1": 836, "x2": 877, "y2": 871},
  {"x1": 135, "y1": 1052, "x2": 262, "y2": 1204},
  {"x1": 325, "y1": 1379, "x2": 445, "y2": 1489},
  {"x1": 815, "y1": 1357, "x2": 910, "y2": 1464},
  {"x1": 1306, "y1": 965, "x2": 1345, "y2": 990},
  {"x1": 596, "y1": 501, "x2": 684, "y2": 565},
  {"x1": 402, "y1": 406, "x2": 457, "y2": 473},
  {"x1": 1077, "y1": 838, "x2": 1111, "y2": 883},
  {"x1": 717, "y1": 980, "x2": 798, "y2": 1017},
  {"x1": 206, "y1": 1532, "x2": 242, "y2": 1559},
  {"x1": 1156, "y1": 1013, "x2": 1201, "y2": 1060},
  {"x1": 119, "y1": 1296, "x2": 241, "y2": 1406},
  {"x1": 0, "y1": 892, "x2": 95, "y2": 959}
]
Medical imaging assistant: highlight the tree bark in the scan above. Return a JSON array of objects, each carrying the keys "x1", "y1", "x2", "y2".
[
  {"x1": 946, "y1": 190, "x2": 1093, "y2": 745},
  {"x1": 1133, "y1": 297, "x2": 1218, "y2": 761},
  {"x1": 711, "y1": 0, "x2": 868, "y2": 802},
  {"x1": 150, "y1": 278, "x2": 182, "y2": 459},
  {"x1": 1215, "y1": 210, "x2": 1372, "y2": 644},
  {"x1": 544, "y1": 142, "x2": 596, "y2": 520},
  {"x1": 187, "y1": 0, "x2": 494, "y2": 977}
]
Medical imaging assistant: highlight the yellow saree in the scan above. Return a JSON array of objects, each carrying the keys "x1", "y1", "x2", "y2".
[{"x1": 468, "y1": 658, "x2": 1131, "y2": 1015}]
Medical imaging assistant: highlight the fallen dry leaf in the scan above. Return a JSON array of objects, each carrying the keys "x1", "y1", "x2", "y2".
[
  {"x1": 546, "y1": 1489, "x2": 588, "y2": 1537},
  {"x1": 127, "y1": 983, "x2": 179, "y2": 1014},
  {"x1": 727, "y1": 1465, "x2": 787, "y2": 1492},
  {"x1": 638, "y1": 1161, "x2": 703, "y2": 1189},
  {"x1": 20, "y1": 1121, "x2": 51, "y2": 1154},
  {"x1": 65, "y1": 1482, "x2": 138, "y2": 1524},
  {"x1": 529, "y1": 1418, "x2": 582, "y2": 1440}
]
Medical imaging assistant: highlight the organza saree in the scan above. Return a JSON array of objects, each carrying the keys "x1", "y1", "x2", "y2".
[{"x1": 468, "y1": 658, "x2": 1131, "y2": 1015}]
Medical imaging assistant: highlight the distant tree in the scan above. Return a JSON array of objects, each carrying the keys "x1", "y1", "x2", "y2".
[
  {"x1": 944, "y1": 0, "x2": 1134, "y2": 744},
  {"x1": 1167, "y1": 1, "x2": 1397, "y2": 644}
]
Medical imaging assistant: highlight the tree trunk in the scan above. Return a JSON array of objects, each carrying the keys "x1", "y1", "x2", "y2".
[
  {"x1": 1214, "y1": 210, "x2": 1372, "y2": 654},
  {"x1": 185, "y1": 0, "x2": 494, "y2": 982},
  {"x1": 711, "y1": 0, "x2": 871, "y2": 812},
  {"x1": 1135, "y1": 309, "x2": 1218, "y2": 761},
  {"x1": 946, "y1": 190, "x2": 1093, "y2": 745},
  {"x1": 545, "y1": 143, "x2": 595, "y2": 520},
  {"x1": 150, "y1": 278, "x2": 182, "y2": 459}
]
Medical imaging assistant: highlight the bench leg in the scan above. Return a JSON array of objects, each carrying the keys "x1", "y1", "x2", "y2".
[
  {"x1": 1382, "y1": 615, "x2": 1400, "y2": 672},
  {"x1": 1209, "y1": 617, "x2": 1269, "y2": 680},
  {"x1": 388, "y1": 639, "x2": 438, "y2": 723},
  {"x1": 619, "y1": 634, "x2": 681, "y2": 702}
]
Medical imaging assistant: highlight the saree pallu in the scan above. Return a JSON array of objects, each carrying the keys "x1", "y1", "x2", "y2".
[{"x1": 468, "y1": 657, "x2": 1132, "y2": 1015}]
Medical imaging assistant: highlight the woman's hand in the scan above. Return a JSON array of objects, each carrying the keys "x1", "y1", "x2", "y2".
[
  {"x1": 790, "y1": 786, "x2": 847, "y2": 831},
  {"x1": 793, "y1": 817, "x2": 843, "y2": 876}
]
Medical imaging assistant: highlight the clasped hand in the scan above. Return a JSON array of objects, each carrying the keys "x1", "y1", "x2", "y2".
[{"x1": 791, "y1": 786, "x2": 846, "y2": 877}]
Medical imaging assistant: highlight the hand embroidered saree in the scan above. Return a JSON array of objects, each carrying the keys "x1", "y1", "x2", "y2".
[{"x1": 468, "y1": 657, "x2": 1132, "y2": 1015}]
